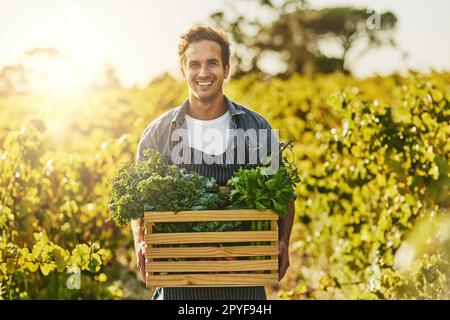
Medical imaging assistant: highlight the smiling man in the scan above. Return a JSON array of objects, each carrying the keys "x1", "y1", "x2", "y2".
[
  {"x1": 182, "y1": 36, "x2": 229, "y2": 119},
  {"x1": 132, "y1": 26, "x2": 295, "y2": 300}
]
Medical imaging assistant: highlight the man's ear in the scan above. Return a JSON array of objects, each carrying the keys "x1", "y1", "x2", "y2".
[
  {"x1": 180, "y1": 65, "x2": 187, "y2": 81},
  {"x1": 224, "y1": 64, "x2": 230, "y2": 80}
]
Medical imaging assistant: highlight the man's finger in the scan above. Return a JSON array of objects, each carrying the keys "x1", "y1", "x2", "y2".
[
  {"x1": 140, "y1": 257, "x2": 146, "y2": 282},
  {"x1": 278, "y1": 246, "x2": 289, "y2": 281},
  {"x1": 279, "y1": 263, "x2": 288, "y2": 281},
  {"x1": 137, "y1": 244, "x2": 147, "y2": 283}
]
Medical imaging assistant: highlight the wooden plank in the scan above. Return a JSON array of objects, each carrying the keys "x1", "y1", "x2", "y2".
[
  {"x1": 144, "y1": 231, "x2": 278, "y2": 244},
  {"x1": 271, "y1": 219, "x2": 278, "y2": 233},
  {"x1": 146, "y1": 259, "x2": 278, "y2": 273},
  {"x1": 144, "y1": 210, "x2": 278, "y2": 223},
  {"x1": 145, "y1": 222, "x2": 154, "y2": 235},
  {"x1": 147, "y1": 273, "x2": 278, "y2": 287},
  {"x1": 271, "y1": 219, "x2": 279, "y2": 280},
  {"x1": 146, "y1": 245, "x2": 278, "y2": 258}
]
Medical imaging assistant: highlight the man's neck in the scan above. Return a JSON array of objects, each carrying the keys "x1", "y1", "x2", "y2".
[{"x1": 186, "y1": 93, "x2": 227, "y2": 120}]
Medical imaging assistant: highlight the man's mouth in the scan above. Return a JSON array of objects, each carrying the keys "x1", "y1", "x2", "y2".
[{"x1": 196, "y1": 80, "x2": 214, "y2": 87}]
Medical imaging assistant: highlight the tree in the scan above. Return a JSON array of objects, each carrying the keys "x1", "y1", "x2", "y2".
[
  {"x1": 0, "y1": 64, "x2": 27, "y2": 95},
  {"x1": 210, "y1": 0, "x2": 398, "y2": 77},
  {"x1": 93, "y1": 63, "x2": 122, "y2": 90}
]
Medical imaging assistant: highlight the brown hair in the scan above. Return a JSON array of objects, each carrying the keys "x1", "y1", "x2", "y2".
[{"x1": 178, "y1": 26, "x2": 230, "y2": 69}]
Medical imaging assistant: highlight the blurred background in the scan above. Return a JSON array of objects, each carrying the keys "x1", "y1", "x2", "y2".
[
  {"x1": 1, "y1": 0, "x2": 450, "y2": 91},
  {"x1": 0, "y1": 0, "x2": 449, "y2": 300}
]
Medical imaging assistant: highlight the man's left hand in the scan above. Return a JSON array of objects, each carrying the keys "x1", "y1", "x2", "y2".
[{"x1": 278, "y1": 240, "x2": 290, "y2": 281}]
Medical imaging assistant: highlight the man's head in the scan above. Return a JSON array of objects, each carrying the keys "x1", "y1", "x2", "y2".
[{"x1": 178, "y1": 26, "x2": 230, "y2": 101}]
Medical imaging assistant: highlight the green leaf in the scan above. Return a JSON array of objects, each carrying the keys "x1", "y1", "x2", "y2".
[
  {"x1": 256, "y1": 201, "x2": 267, "y2": 210},
  {"x1": 53, "y1": 248, "x2": 67, "y2": 272},
  {"x1": 40, "y1": 263, "x2": 55, "y2": 276}
]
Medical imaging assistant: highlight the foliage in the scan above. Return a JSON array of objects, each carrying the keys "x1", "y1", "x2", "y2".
[
  {"x1": 0, "y1": 120, "x2": 118, "y2": 299},
  {"x1": 0, "y1": 71, "x2": 449, "y2": 299},
  {"x1": 392, "y1": 214, "x2": 450, "y2": 299},
  {"x1": 210, "y1": 0, "x2": 398, "y2": 77}
]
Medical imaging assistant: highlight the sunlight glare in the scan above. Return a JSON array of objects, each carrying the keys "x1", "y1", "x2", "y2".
[{"x1": 22, "y1": 52, "x2": 89, "y2": 93}]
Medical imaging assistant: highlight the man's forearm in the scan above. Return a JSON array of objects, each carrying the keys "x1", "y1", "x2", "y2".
[
  {"x1": 279, "y1": 200, "x2": 295, "y2": 243},
  {"x1": 131, "y1": 217, "x2": 147, "y2": 282},
  {"x1": 131, "y1": 218, "x2": 145, "y2": 250}
]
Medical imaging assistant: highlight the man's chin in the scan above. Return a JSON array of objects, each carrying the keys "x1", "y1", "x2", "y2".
[{"x1": 194, "y1": 91, "x2": 221, "y2": 101}]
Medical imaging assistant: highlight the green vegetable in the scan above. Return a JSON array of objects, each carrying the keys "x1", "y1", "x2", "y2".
[
  {"x1": 109, "y1": 142, "x2": 300, "y2": 235},
  {"x1": 108, "y1": 149, "x2": 241, "y2": 232},
  {"x1": 226, "y1": 140, "x2": 301, "y2": 224}
]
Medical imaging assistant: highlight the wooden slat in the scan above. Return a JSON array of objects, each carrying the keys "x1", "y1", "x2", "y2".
[
  {"x1": 146, "y1": 259, "x2": 277, "y2": 273},
  {"x1": 146, "y1": 273, "x2": 278, "y2": 287},
  {"x1": 271, "y1": 220, "x2": 278, "y2": 233},
  {"x1": 146, "y1": 245, "x2": 278, "y2": 258},
  {"x1": 144, "y1": 210, "x2": 278, "y2": 223},
  {"x1": 144, "y1": 231, "x2": 278, "y2": 244},
  {"x1": 271, "y1": 219, "x2": 279, "y2": 280}
]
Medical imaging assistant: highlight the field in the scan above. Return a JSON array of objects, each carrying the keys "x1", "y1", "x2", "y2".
[{"x1": 0, "y1": 71, "x2": 449, "y2": 299}]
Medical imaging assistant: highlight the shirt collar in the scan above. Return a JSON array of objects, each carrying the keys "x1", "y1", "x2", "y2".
[{"x1": 171, "y1": 95, "x2": 245, "y2": 128}]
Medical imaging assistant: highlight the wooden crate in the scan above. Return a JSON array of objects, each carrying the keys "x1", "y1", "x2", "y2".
[{"x1": 144, "y1": 209, "x2": 279, "y2": 288}]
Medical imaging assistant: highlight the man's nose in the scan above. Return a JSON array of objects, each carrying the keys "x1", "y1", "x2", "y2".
[{"x1": 198, "y1": 64, "x2": 209, "y2": 77}]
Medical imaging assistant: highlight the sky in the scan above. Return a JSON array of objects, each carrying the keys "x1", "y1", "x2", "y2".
[{"x1": 0, "y1": 0, "x2": 449, "y2": 88}]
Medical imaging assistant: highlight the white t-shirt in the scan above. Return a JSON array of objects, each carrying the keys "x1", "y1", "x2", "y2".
[{"x1": 185, "y1": 111, "x2": 231, "y2": 156}]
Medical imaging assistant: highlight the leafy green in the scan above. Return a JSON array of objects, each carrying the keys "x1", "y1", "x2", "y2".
[
  {"x1": 226, "y1": 141, "x2": 301, "y2": 219},
  {"x1": 108, "y1": 149, "x2": 240, "y2": 232},
  {"x1": 109, "y1": 143, "x2": 300, "y2": 234}
]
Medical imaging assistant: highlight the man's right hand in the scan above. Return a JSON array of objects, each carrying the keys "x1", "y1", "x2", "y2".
[{"x1": 136, "y1": 241, "x2": 146, "y2": 283}]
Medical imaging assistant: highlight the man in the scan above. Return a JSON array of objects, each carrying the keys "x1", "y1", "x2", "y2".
[{"x1": 132, "y1": 26, "x2": 295, "y2": 300}]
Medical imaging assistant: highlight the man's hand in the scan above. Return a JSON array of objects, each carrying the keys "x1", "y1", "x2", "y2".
[
  {"x1": 278, "y1": 200, "x2": 294, "y2": 281},
  {"x1": 136, "y1": 241, "x2": 146, "y2": 283},
  {"x1": 278, "y1": 240, "x2": 290, "y2": 281}
]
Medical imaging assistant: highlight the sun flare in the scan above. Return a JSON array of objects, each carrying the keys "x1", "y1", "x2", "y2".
[{"x1": 21, "y1": 51, "x2": 88, "y2": 93}]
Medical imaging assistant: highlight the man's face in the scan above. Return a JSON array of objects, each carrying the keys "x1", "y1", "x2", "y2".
[{"x1": 181, "y1": 40, "x2": 230, "y2": 101}]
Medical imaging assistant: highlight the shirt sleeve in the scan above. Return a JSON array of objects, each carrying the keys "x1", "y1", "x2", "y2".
[{"x1": 135, "y1": 123, "x2": 158, "y2": 163}]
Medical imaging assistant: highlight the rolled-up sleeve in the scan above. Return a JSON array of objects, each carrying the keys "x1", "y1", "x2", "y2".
[{"x1": 136, "y1": 123, "x2": 158, "y2": 163}]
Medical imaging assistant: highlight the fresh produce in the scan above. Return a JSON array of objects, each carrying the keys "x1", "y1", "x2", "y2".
[
  {"x1": 108, "y1": 149, "x2": 240, "y2": 232},
  {"x1": 108, "y1": 140, "x2": 301, "y2": 233},
  {"x1": 226, "y1": 141, "x2": 301, "y2": 228}
]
